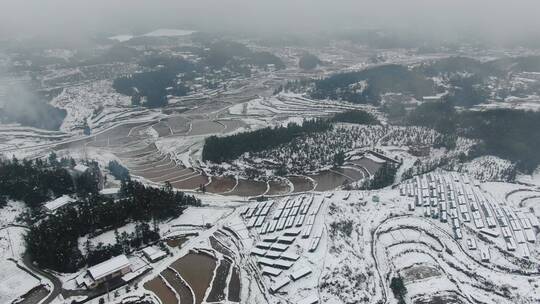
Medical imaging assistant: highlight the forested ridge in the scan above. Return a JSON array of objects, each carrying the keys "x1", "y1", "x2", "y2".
[
  {"x1": 1, "y1": 154, "x2": 200, "y2": 272},
  {"x1": 310, "y1": 64, "x2": 435, "y2": 104},
  {"x1": 113, "y1": 57, "x2": 193, "y2": 108},
  {"x1": 202, "y1": 119, "x2": 332, "y2": 163},
  {"x1": 406, "y1": 102, "x2": 540, "y2": 173},
  {"x1": 112, "y1": 40, "x2": 285, "y2": 108},
  {"x1": 331, "y1": 110, "x2": 379, "y2": 125},
  {"x1": 0, "y1": 154, "x2": 100, "y2": 209},
  {"x1": 25, "y1": 180, "x2": 200, "y2": 272}
]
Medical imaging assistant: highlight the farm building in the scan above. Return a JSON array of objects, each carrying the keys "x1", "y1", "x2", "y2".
[
  {"x1": 44, "y1": 195, "x2": 75, "y2": 212},
  {"x1": 99, "y1": 188, "x2": 120, "y2": 199},
  {"x1": 87, "y1": 255, "x2": 132, "y2": 288},
  {"x1": 142, "y1": 246, "x2": 167, "y2": 263}
]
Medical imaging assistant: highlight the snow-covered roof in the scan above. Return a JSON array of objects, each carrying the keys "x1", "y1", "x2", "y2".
[
  {"x1": 250, "y1": 247, "x2": 266, "y2": 256},
  {"x1": 44, "y1": 195, "x2": 74, "y2": 212},
  {"x1": 141, "y1": 246, "x2": 167, "y2": 262},
  {"x1": 280, "y1": 251, "x2": 300, "y2": 261},
  {"x1": 99, "y1": 188, "x2": 120, "y2": 195},
  {"x1": 74, "y1": 164, "x2": 89, "y2": 173},
  {"x1": 261, "y1": 266, "x2": 281, "y2": 276},
  {"x1": 297, "y1": 294, "x2": 319, "y2": 304},
  {"x1": 88, "y1": 255, "x2": 131, "y2": 281},
  {"x1": 290, "y1": 267, "x2": 312, "y2": 280},
  {"x1": 270, "y1": 277, "x2": 290, "y2": 292}
]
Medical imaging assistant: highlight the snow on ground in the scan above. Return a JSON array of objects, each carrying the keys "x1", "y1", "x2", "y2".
[
  {"x1": 78, "y1": 223, "x2": 137, "y2": 253},
  {"x1": 0, "y1": 202, "x2": 48, "y2": 304},
  {"x1": 167, "y1": 207, "x2": 234, "y2": 227},
  {"x1": 50, "y1": 80, "x2": 132, "y2": 134},
  {"x1": 0, "y1": 225, "x2": 41, "y2": 304},
  {"x1": 0, "y1": 260, "x2": 41, "y2": 303},
  {"x1": 108, "y1": 35, "x2": 134, "y2": 42},
  {"x1": 108, "y1": 29, "x2": 195, "y2": 42},
  {"x1": 0, "y1": 226, "x2": 27, "y2": 259},
  {"x1": 0, "y1": 200, "x2": 27, "y2": 227},
  {"x1": 364, "y1": 153, "x2": 386, "y2": 163},
  {"x1": 58, "y1": 147, "x2": 121, "y2": 172},
  {"x1": 142, "y1": 29, "x2": 196, "y2": 37},
  {"x1": 517, "y1": 166, "x2": 540, "y2": 187},
  {"x1": 457, "y1": 155, "x2": 516, "y2": 182}
]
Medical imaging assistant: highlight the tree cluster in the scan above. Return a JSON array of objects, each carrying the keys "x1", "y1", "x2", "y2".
[
  {"x1": 311, "y1": 64, "x2": 434, "y2": 104},
  {"x1": 108, "y1": 160, "x2": 130, "y2": 182},
  {"x1": 203, "y1": 40, "x2": 285, "y2": 70},
  {"x1": 332, "y1": 110, "x2": 379, "y2": 125},
  {"x1": 25, "y1": 180, "x2": 200, "y2": 272},
  {"x1": 0, "y1": 155, "x2": 77, "y2": 209},
  {"x1": 85, "y1": 222, "x2": 159, "y2": 267},
  {"x1": 390, "y1": 276, "x2": 407, "y2": 304},
  {"x1": 298, "y1": 53, "x2": 321, "y2": 70},
  {"x1": 361, "y1": 162, "x2": 398, "y2": 190},
  {"x1": 407, "y1": 102, "x2": 540, "y2": 173},
  {"x1": 113, "y1": 67, "x2": 189, "y2": 108},
  {"x1": 230, "y1": 125, "x2": 456, "y2": 178},
  {"x1": 202, "y1": 119, "x2": 332, "y2": 163}
]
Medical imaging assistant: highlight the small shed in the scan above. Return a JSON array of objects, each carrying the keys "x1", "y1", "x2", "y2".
[
  {"x1": 99, "y1": 188, "x2": 120, "y2": 199},
  {"x1": 142, "y1": 246, "x2": 167, "y2": 263},
  {"x1": 44, "y1": 195, "x2": 75, "y2": 212}
]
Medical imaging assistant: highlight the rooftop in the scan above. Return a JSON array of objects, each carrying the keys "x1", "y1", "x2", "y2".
[
  {"x1": 88, "y1": 255, "x2": 131, "y2": 281},
  {"x1": 141, "y1": 246, "x2": 167, "y2": 262},
  {"x1": 44, "y1": 195, "x2": 74, "y2": 212},
  {"x1": 74, "y1": 164, "x2": 89, "y2": 173}
]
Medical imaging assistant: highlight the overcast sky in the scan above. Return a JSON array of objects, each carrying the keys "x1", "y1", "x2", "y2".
[{"x1": 1, "y1": 0, "x2": 539, "y2": 43}]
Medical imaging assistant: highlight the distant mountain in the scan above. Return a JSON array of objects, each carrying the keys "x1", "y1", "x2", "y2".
[
  {"x1": 311, "y1": 64, "x2": 435, "y2": 104},
  {"x1": 487, "y1": 55, "x2": 540, "y2": 73}
]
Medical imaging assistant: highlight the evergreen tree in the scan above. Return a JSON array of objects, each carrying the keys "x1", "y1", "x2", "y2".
[
  {"x1": 390, "y1": 276, "x2": 407, "y2": 304},
  {"x1": 333, "y1": 151, "x2": 345, "y2": 167}
]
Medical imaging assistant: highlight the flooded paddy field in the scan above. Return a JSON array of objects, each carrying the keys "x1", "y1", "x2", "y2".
[
  {"x1": 167, "y1": 169, "x2": 198, "y2": 182},
  {"x1": 266, "y1": 179, "x2": 292, "y2": 195},
  {"x1": 402, "y1": 265, "x2": 441, "y2": 282},
  {"x1": 94, "y1": 122, "x2": 148, "y2": 141},
  {"x1": 187, "y1": 120, "x2": 225, "y2": 136},
  {"x1": 206, "y1": 259, "x2": 232, "y2": 302},
  {"x1": 350, "y1": 157, "x2": 383, "y2": 175},
  {"x1": 152, "y1": 121, "x2": 173, "y2": 137},
  {"x1": 311, "y1": 170, "x2": 352, "y2": 191},
  {"x1": 209, "y1": 235, "x2": 235, "y2": 257},
  {"x1": 152, "y1": 168, "x2": 196, "y2": 183},
  {"x1": 121, "y1": 149, "x2": 161, "y2": 160},
  {"x1": 17, "y1": 285, "x2": 49, "y2": 304},
  {"x1": 162, "y1": 268, "x2": 194, "y2": 304},
  {"x1": 170, "y1": 253, "x2": 217, "y2": 304},
  {"x1": 144, "y1": 276, "x2": 178, "y2": 304},
  {"x1": 165, "y1": 116, "x2": 191, "y2": 134},
  {"x1": 336, "y1": 167, "x2": 365, "y2": 181},
  {"x1": 171, "y1": 174, "x2": 208, "y2": 190},
  {"x1": 206, "y1": 176, "x2": 237, "y2": 193},
  {"x1": 129, "y1": 155, "x2": 172, "y2": 171},
  {"x1": 91, "y1": 136, "x2": 136, "y2": 148},
  {"x1": 217, "y1": 119, "x2": 247, "y2": 133},
  {"x1": 224, "y1": 179, "x2": 267, "y2": 197},
  {"x1": 166, "y1": 236, "x2": 189, "y2": 248},
  {"x1": 288, "y1": 176, "x2": 315, "y2": 193},
  {"x1": 136, "y1": 164, "x2": 184, "y2": 180},
  {"x1": 123, "y1": 154, "x2": 169, "y2": 168},
  {"x1": 116, "y1": 143, "x2": 157, "y2": 158},
  {"x1": 227, "y1": 266, "x2": 241, "y2": 302}
]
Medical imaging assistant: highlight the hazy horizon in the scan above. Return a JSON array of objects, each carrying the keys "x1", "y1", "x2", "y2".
[{"x1": 1, "y1": 0, "x2": 540, "y2": 45}]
